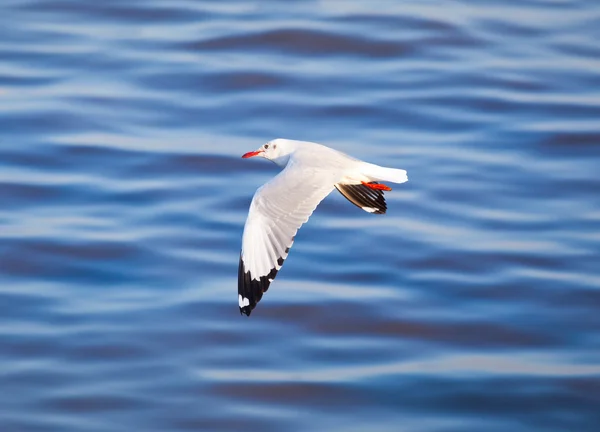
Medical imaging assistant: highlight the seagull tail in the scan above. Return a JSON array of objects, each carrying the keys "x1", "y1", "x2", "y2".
[{"x1": 360, "y1": 162, "x2": 408, "y2": 184}]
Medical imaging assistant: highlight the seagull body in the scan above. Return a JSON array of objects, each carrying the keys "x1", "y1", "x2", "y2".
[{"x1": 239, "y1": 138, "x2": 408, "y2": 316}]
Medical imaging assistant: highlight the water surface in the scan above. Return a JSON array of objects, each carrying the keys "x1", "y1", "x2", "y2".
[{"x1": 1, "y1": 1, "x2": 599, "y2": 431}]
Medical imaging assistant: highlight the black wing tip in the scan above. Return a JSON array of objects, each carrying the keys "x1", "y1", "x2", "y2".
[
  {"x1": 237, "y1": 254, "x2": 285, "y2": 317},
  {"x1": 335, "y1": 183, "x2": 387, "y2": 214},
  {"x1": 368, "y1": 206, "x2": 387, "y2": 215}
]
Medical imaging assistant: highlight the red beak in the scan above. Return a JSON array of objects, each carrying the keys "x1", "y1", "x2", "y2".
[{"x1": 242, "y1": 150, "x2": 263, "y2": 159}]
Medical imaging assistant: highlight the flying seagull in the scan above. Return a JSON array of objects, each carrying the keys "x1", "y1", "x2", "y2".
[{"x1": 238, "y1": 138, "x2": 408, "y2": 316}]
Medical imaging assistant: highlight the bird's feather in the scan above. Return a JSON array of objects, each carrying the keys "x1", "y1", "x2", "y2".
[
  {"x1": 239, "y1": 159, "x2": 335, "y2": 315},
  {"x1": 335, "y1": 182, "x2": 387, "y2": 214}
]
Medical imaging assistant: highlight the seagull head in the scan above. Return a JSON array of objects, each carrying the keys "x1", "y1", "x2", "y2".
[{"x1": 242, "y1": 139, "x2": 294, "y2": 167}]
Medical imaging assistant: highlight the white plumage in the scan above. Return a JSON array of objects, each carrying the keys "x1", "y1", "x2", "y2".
[{"x1": 238, "y1": 138, "x2": 408, "y2": 316}]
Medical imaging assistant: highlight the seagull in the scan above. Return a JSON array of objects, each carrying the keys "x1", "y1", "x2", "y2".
[{"x1": 238, "y1": 138, "x2": 408, "y2": 316}]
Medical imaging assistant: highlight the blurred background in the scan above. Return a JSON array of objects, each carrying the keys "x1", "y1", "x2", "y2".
[{"x1": 1, "y1": 1, "x2": 599, "y2": 431}]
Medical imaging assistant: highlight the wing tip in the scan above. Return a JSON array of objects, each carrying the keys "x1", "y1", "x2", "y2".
[
  {"x1": 237, "y1": 253, "x2": 286, "y2": 316},
  {"x1": 335, "y1": 183, "x2": 387, "y2": 214}
]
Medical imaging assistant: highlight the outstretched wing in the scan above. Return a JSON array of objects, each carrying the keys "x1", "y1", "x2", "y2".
[{"x1": 238, "y1": 160, "x2": 336, "y2": 316}]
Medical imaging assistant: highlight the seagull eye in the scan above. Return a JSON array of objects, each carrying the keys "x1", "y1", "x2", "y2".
[{"x1": 264, "y1": 144, "x2": 269, "y2": 149}]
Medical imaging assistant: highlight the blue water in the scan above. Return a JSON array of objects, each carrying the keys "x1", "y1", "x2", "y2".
[{"x1": 1, "y1": 1, "x2": 600, "y2": 431}]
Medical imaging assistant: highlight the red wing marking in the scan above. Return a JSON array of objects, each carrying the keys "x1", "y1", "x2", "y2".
[{"x1": 361, "y1": 181, "x2": 392, "y2": 191}]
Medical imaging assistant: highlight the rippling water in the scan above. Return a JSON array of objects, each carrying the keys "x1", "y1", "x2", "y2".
[{"x1": 1, "y1": 1, "x2": 600, "y2": 431}]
